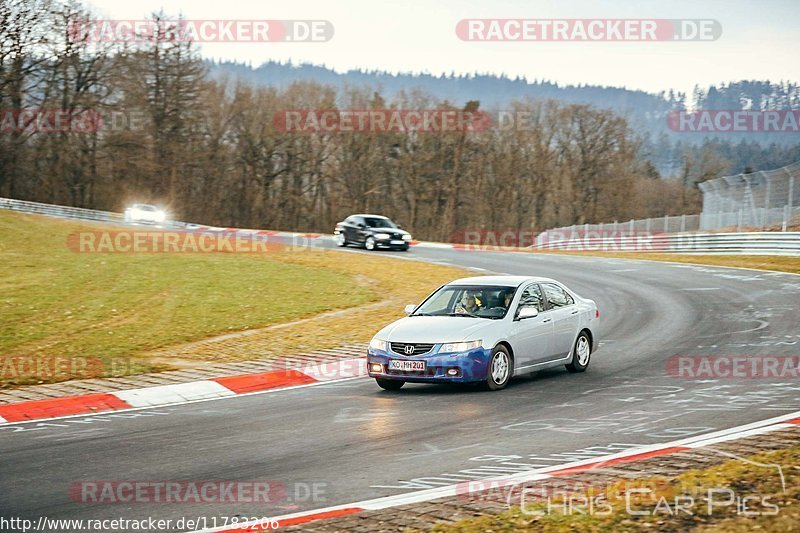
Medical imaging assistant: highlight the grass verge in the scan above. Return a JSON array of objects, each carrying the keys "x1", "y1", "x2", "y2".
[
  {"x1": 531, "y1": 251, "x2": 800, "y2": 275},
  {"x1": 424, "y1": 445, "x2": 800, "y2": 532},
  {"x1": 0, "y1": 211, "x2": 469, "y2": 387}
]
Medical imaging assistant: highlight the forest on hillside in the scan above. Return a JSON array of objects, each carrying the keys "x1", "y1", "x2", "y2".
[{"x1": 2, "y1": 1, "x2": 797, "y2": 238}]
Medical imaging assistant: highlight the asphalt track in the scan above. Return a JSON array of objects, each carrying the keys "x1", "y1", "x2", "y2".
[{"x1": 2, "y1": 238, "x2": 800, "y2": 530}]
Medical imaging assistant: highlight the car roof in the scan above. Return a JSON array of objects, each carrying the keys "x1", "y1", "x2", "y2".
[
  {"x1": 447, "y1": 275, "x2": 557, "y2": 287},
  {"x1": 352, "y1": 214, "x2": 390, "y2": 219}
]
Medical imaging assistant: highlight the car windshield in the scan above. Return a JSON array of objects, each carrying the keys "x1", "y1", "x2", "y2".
[
  {"x1": 134, "y1": 204, "x2": 157, "y2": 211},
  {"x1": 363, "y1": 217, "x2": 396, "y2": 228},
  {"x1": 413, "y1": 285, "x2": 517, "y2": 319}
]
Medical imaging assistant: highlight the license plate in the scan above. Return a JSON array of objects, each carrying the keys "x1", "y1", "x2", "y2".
[
  {"x1": 389, "y1": 360, "x2": 425, "y2": 372},
  {"x1": 390, "y1": 240, "x2": 404, "y2": 245}
]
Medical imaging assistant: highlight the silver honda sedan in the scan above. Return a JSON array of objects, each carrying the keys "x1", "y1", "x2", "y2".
[{"x1": 367, "y1": 276, "x2": 599, "y2": 391}]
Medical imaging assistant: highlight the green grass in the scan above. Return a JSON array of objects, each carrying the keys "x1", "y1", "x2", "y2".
[{"x1": 0, "y1": 210, "x2": 375, "y2": 385}]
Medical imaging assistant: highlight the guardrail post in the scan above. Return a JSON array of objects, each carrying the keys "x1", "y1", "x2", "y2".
[
  {"x1": 629, "y1": 219, "x2": 634, "y2": 232},
  {"x1": 680, "y1": 214, "x2": 686, "y2": 233}
]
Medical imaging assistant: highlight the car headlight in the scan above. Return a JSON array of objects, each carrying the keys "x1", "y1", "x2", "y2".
[
  {"x1": 154, "y1": 211, "x2": 166, "y2": 222},
  {"x1": 374, "y1": 233, "x2": 391, "y2": 240},
  {"x1": 402, "y1": 234, "x2": 412, "y2": 241},
  {"x1": 441, "y1": 340, "x2": 483, "y2": 353},
  {"x1": 369, "y1": 338, "x2": 388, "y2": 351}
]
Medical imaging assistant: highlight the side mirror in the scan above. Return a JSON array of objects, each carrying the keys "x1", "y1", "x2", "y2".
[
  {"x1": 404, "y1": 304, "x2": 417, "y2": 315},
  {"x1": 517, "y1": 307, "x2": 539, "y2": 320}
]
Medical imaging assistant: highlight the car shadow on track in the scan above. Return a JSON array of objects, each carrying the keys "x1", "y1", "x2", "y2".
[{"x1": 370, "y1": 367, "x2": 576, "y2": 396}]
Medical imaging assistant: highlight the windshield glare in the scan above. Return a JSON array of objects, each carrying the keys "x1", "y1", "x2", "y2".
[
  {"x1": 413, "y1": 285, "x2": 516, "y2": 319},
  {"x1": 364, "y1": 217, "x2": 397, "y2": 228}
]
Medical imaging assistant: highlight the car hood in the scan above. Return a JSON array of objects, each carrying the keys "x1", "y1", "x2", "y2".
[{"x1": 375, "y1": 316, "x2": 496, "y2": 343}]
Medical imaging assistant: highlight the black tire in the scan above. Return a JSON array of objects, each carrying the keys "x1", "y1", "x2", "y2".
[
  {"x1": 566, "y1": 331, "x2": 591, "y2": 373},
  {"x1": 365, "y1": 236, "x2": 376, "y2": 251},
  {"x1": 376, "y1": 378, "x2": 404, "y2": 390},
  {"x1": 485, "y1": 345, "x2": 512, "y2": 391}
]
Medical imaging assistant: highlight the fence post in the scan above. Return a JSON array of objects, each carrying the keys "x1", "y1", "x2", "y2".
[
  {"x1": 783, "y1": 205, "x2": 789, "y2": 232},
  {"x1": 737, "y1": 209, "x2": 742, "y2": 232},
  {"x1": 664, "y1": 215, "x2": 669, "y2": 233},
  {"x1": 629, "y1": 219, "x2": 634, "y2": 233},
  {"x1": 764, "y1": 175, "x2": 771, "y2": 229},
  {"x1": 680, "y1": 214, "x2": 686, "y2": 233}
]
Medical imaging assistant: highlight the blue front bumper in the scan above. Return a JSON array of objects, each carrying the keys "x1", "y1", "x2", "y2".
[{"x1": 367, "y1": 345, "x2": 492, "y2": 383}]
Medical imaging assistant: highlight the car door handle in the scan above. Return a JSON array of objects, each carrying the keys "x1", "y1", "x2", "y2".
[
  {"x1": 571, "y1": 310, "x2": 578, "y2": 315},
  {"x1": 542, "y1": 318, "x2": 552, "y2": 323}
]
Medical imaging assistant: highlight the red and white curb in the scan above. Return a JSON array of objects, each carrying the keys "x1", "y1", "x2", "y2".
[
  {"x1": 188, "y1": 409, "x2": 800, "y2": 532},
  {"x1": 0, "y1": 358, "x2": 366, "y2": 424}
]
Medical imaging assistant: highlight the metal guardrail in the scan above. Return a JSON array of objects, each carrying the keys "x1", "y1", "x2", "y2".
[
  {"x1": 2, "y1": 196, "x2": 800, "y2": 255},
  {"x1": 0, "y1": 197, "x2": 123, "y2": 223},
  {"x1": 531, "y1": 232, "x2": 800, "y2": 256},
  {"x1": 0, "y1": 197, "x2": 188, "y2": 228}
]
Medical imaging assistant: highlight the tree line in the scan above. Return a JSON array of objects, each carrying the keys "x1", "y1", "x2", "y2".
[{"x1": 1, "y1": 0, "x2": 705, "y2": 241}]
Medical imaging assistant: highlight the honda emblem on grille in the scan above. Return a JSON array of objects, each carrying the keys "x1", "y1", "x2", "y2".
[{"x1": 404, "y1": 345, "x2": 415, "y2": 355}]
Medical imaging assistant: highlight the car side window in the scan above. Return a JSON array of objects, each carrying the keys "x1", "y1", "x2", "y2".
[
  {"x1": 518, "y1": 284, "x2": 545, "y2": 313},
  {"x1": 542, "y1": 283, "x2": 573, "y2": 308}
]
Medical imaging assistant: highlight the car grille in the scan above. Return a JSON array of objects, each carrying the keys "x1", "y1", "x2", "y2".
[{"x1": 391, "y1": 342, "x2": 435, "y2": 356}]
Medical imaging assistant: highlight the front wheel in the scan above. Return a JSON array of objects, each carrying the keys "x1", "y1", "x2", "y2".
[
  {"x1": 335, "y1": 232, "x2": 347, "y2": 247},
  {"x1": 485, "y1": 345, "x2": 512, "y2": 391},
  {"x1": 365, "y1": 236, "x2": 376, "y2": 251},
  {"x1": 376, "y1": 378, "x2": 404, "y2": 390},
  {"x1": 566, "y1": 332, "x2": 591, "y2": 373}
]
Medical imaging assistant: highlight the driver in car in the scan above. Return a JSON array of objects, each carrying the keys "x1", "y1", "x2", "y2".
[{"x1": 455, "y1": 290, "x2": 484, "y2": 315}]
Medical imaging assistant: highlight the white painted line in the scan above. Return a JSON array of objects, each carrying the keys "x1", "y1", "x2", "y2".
[
  {"x1": 684, "y1": 423, "x2": 795, "y2": 448},
  {"x1": 680, "y1": 287, "x2": 721, "y2": 291},
  {"x1": 112, "y1": 380, "x2": 236, "y2": 407},
  {"x1": 186, "y1": 409, "x2": 800, "y2": 533},
  {"x1": 0, "y1": 415, "x2": 7, "y2": 424}
]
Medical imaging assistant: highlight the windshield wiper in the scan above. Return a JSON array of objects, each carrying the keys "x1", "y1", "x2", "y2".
[{"x1": 446, "y1": 313, "x2": 480, "y2": 318}]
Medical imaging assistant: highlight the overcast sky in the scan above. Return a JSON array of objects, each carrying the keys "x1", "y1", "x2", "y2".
[{"x1": 86, "y1": 0, "x2": 799, "y2": 96}]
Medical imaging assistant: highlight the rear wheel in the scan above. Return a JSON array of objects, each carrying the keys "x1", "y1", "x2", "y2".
[
  {"x1": 566, "y1": 332, "x2": 591, "y2": 373},
  {"x1": 485, "y1": 345, "x2": 512, "y2": 391},
  {"x1": 376, "y1": 378, "x2": 404, "y2": 390}
]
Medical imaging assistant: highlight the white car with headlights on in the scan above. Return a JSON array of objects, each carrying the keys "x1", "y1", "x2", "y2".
[
  {"x1": 124, "y1": 203, "x2": 167, "y2": 225},
  {"x1": 367, "y1": 276, "x2": 599, "y2": 391}
]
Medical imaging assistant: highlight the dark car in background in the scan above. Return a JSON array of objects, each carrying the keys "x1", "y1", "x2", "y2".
[{"x1": 334, "y1": 214, "x2": 412, "y2": 251}]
